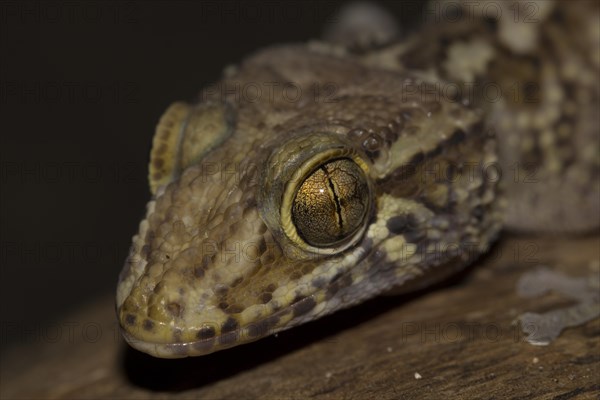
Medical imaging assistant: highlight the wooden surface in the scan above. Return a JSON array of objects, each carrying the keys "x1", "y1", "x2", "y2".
[{"x1": 2, "y1": 235, "x2": 599, "y2": 399}]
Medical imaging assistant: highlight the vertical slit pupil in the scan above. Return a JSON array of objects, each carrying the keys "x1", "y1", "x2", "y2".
[{"x1": 321, "y1": 165, "x2": 344, "y2": 231}]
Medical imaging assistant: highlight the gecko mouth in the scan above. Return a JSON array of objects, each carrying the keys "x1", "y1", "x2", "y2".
[{"x1": 118, "y1": 235, "x2": 380, "y2": 358}]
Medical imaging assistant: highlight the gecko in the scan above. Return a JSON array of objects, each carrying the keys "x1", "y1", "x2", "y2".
[{"x1": 116, "y1": 1, "x2": 599, "y2": 358}]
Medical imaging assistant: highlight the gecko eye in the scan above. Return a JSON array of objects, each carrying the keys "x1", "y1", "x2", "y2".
[
  {"x1": 260, "y1": 133, "x2": 374, "y2": 258},
  {"x1": 291, "y1": 158, "x2": 370, "y2": 247}
]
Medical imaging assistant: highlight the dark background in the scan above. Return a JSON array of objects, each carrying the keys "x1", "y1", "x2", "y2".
[{"x1": 0, "y1": 1, "x2": 425, "y2": 349}]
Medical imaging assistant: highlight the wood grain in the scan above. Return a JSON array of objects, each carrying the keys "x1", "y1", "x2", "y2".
[{"x1": 2, "y1": 235, "x2": 599, "y2": 399}]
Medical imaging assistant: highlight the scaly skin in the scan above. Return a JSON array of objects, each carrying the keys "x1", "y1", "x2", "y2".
[{"x1": 116, "y1": 1, "x2": 599, "y2": 358}]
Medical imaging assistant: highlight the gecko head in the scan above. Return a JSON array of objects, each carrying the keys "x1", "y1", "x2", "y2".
[
  {"x1": 116, "y1": 85, "x2": 501, "y2": 358},
  {"x1": 115, "y1": 113, "x2": 386, "y2": 358}
]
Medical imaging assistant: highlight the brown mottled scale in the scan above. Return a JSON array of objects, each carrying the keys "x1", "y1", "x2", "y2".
[
  {"x1": 117, "y1": 1, "x2": 598, "y2": 358},
  {"x1": 362, "y1": 0, "x2": 599, "y2": 232}
]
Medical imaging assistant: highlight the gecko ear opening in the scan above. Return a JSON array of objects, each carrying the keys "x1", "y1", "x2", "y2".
[{"x1": 148, "y1": 101, "x2": 236, "y2": 194}]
